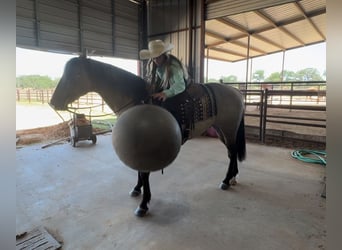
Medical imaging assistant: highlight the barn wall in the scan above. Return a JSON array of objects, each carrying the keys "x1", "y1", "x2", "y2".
[
  {"x1": 145, "y1": 0, "x2": 204, "y2": 83},
  {"x1": 16, "y1": 0, "x2": 142, "y2": 60},
  {"x1": 16, "y1": 0, "x2": 301, "y2": 81}
]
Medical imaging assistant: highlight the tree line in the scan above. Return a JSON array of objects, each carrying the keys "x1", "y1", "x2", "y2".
[
  {"x1": 16, "y1": 67, "x2": 326, "y2": 89},
  {"x1": 16, "y1": 75, "x2": 60, "y2": 89},
  {"x1": 207, "y1": 67, "x2": 326, "y2": 83}
]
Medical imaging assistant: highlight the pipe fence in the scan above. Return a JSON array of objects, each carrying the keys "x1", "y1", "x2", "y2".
[
  {"x1": 16, "y1": 88, "x2": 109, "y2": 112},
  {"x1": 17, "y1": 81, "x2": 326, "y2": 144},
  {"x1": 223, "y1": 81, "x2": 326, "y2": 144}
]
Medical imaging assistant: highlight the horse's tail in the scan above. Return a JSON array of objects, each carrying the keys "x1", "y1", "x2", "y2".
[{"x1": 237, "y1": 117, "x2": 246, "y2": 161}]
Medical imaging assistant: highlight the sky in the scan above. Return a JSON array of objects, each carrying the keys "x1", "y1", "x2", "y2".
[
  {"x1": 16, "y1": 42, "x2": 326, "y2": 81},
  {"x1": 205, "y1": 42, "x2": 326, "y2": 81}
]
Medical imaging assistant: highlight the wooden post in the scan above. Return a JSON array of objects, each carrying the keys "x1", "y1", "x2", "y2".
[
  {"x1": 41, "y1": 90, "x2": 45, "y2": 104},
  {"x1": 27, "y1": 89, "x2": 31, "y2": 103},
  {"x1": 17, "y1": 89, "x2": 20, "y2": 102}
]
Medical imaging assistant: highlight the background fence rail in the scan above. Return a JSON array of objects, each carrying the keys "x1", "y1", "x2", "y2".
[
  {"x1": 224, "y1": 81, "x2": 326, "y2": 144},
  {"x1": 17, "y1": 81, "x2": 326, "y2": 145},
  {"x1": 16, "y1": 89, "x2": 110, "y2": 111}
]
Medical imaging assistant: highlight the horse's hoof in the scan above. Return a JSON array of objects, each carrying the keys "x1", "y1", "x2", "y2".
[
  {"x1": 230, "y1": 177, "x2": 237, "y2": 186},
  {"x1": 129, "y1": 189, "x2": 141, "y2": 197},
  {"x1": 134, "y1": 207, "x2": 148, "y2": 217},
  {"x1": 220, "y1": 182, "x2": 230, "y2": 190}
]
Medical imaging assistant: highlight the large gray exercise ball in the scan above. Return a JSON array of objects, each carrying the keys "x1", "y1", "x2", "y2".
[{"x1": 112, "y1": 104, "x2": 182, "y2": 172}]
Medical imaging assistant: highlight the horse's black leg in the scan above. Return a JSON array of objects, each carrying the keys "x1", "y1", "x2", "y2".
[
  {"x1": 220, "y1": 146, "x2": 239, "y2": 190},
  {"x1": 134, "y1": 172, "x2": 151, "y2": 217},
  {"x1": 213, "y1": 127, "x2": 239, "y2": 190},
  {"x1": 129, "y1": 172, "x2": 142, "y2": 197}
]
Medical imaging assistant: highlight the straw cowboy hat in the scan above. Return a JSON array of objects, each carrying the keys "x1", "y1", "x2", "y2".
[{"x1": 139, "y1": 40, "x2": 174, "y2": 60}]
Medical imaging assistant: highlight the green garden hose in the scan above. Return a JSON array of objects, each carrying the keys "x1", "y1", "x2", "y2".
[{"x1": 291, "y1": 149, "x2": 326, "y2": 166}]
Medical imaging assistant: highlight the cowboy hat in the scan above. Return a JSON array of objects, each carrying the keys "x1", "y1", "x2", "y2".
[{"x1": 139, "y1": 40, "x2": 174, "y2": 60}]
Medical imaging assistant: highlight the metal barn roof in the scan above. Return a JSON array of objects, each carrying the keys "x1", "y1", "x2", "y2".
[{"x1": 205, "y1": 0, "x2": 326, "y2": 62}]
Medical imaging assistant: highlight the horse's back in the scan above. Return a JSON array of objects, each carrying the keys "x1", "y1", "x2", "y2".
[
  {"x1": 206, "y1": 83, "x2": 244, "y2": 113},
  {"x1": 206, "y1": 83, "x2": 245, "y2": 140}
]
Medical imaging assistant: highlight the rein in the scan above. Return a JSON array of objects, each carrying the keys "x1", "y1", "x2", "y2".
[
  {"x1": 66, "y1": 98, "x2": 138, "y2": 116},
  {"x1": 112, "y1": 90, "x2": 152, "y2": 114},
  {"x1": 66, "y1": 103, "x2": 114, "y2": 117},
  {"x1": 112, "y1": 99, "x2": 138, "y2": 114}
]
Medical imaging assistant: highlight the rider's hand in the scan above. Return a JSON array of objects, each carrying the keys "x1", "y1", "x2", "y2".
[{"x1": 151, "y1": 92, "x2": 167, "y2": 101}]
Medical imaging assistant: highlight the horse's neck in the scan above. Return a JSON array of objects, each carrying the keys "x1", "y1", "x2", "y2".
[
  {"x1": 95, "y1": 83, "x2": 136, "y2": 115},
  {"x1": 89, "y1": 65, "x2": 146, "y2": 115}
]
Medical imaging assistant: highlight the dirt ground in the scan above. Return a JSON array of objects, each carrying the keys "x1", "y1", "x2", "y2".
[
  {"x1": 16, "y1": 103, "x2": 326, "y2": 150},
  {"x1": 16, "y1": 103, "x2": 111, "y2": 147},
  {"x1": 16, "y1": 121, "x2": 70, "y2": 146},
  {"x1": 244, "y1": 105, "x2": 326, "y2": 150}
]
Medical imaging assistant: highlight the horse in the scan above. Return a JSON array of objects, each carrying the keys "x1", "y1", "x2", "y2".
[
  {"x1": 261, "y1": 83, "x2": 273, "y2": 91},
  {"x1": 49, "y1": 56, "x2": 246, "y2": 217},
  {"x1": 305, "y1": 86, "x2": 326, "y2": 103}
]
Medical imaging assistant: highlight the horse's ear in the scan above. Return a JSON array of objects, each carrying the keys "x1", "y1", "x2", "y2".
[
  {"x1": 80, "y1": 48, "x2": 88, "y2": 59},
  {"x1": 79, "y1": 48, "x2": 96, "y2": 59}
]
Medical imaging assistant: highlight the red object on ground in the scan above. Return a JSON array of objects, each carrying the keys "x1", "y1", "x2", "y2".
[{"x1": 205, "y1": 127, "x2": 218, "y2": 138}]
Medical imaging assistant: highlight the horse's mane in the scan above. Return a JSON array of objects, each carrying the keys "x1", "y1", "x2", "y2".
[{"x1": 71, "y1": 57, "x2": 149, "y2": 103}]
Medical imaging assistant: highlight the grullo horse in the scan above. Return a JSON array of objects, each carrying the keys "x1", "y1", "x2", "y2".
[{"x1": 50, "y1": 56, "x2": 246, "y2": 217}]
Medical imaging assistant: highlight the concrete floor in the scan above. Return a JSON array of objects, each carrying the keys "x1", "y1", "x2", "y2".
[{"x1": 16, "y1": 134, "x2": 326, "y2": 250}]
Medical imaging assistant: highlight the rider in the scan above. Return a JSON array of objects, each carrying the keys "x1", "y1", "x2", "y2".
[{"x1": 139, "y1": 39, "x2": 189, "y2": 102}]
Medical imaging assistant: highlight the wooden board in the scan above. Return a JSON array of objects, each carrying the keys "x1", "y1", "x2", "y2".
[{"x1": 16, "y1": 226, "x2": 61, "y2": 250}]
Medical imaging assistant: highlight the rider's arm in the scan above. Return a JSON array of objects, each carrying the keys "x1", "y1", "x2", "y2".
[{"x1": 163, "y1": 64, "x2": 186, "y2": 98}]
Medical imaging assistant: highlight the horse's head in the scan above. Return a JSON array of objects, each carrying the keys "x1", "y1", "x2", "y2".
[
  {"x1": 50, "y1": 56, "x2": 150, "y2": 113},
  {"x1": 49, "y1": 57, "x2": 91, "y2": 110}
]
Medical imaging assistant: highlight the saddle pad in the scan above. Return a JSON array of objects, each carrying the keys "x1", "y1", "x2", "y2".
[
  {"x1": 178, "y1": 83, "x2": 216, "y2": 124},
  {"x1": 162, "y1": 83, "x2": 217, "y2": 140}
]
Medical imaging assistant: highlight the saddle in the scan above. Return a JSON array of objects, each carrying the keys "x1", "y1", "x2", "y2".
[{"x1": 154, "y1": 83, "x2": 217, "y2": 143}]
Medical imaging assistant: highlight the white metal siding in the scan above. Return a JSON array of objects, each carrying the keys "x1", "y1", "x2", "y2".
[{"x1": 206, "y1": 0, "x2": 297, "y2": 20}]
